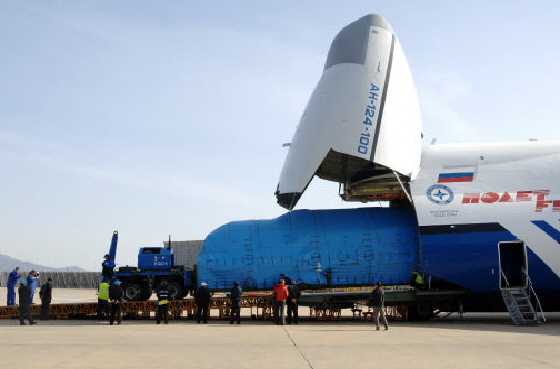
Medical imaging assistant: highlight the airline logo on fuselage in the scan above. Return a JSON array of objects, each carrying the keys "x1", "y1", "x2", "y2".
[
  {"x1": 426, "y1": 184, "x2": 454, "y2": 205},
  {"x1": 463, "y1": 190, "x2": 560, "y2": 212}
]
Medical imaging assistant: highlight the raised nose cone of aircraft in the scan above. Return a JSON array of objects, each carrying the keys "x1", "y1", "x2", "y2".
[
  {"x1": 324, "y1": 14, "x2": 392, "y2": 71},
  {"x1": 275, "y1": 14, "x2": 422, "y2": 210}
]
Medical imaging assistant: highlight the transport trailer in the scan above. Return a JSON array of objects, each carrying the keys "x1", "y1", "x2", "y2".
[{"x1": 298, "y1": 288, "x2": 470, "y2": 320}]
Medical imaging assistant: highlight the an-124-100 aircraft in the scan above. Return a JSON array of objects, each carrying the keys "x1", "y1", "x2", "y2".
[{"x1": 275, "y1": 14, "x2": 560, "y2": 321}]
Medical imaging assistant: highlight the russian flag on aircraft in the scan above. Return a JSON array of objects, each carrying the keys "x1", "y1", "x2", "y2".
[{"x1": 437, "y1": 172, "x2": 474, "y2": 183}]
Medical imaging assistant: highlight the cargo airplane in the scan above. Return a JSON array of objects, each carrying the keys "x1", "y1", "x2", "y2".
[{"x1": 274, "y1": 14, "x2": 560, "y2": 319}]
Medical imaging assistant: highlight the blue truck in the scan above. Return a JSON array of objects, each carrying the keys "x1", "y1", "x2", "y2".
[{"x1": 109, "y1": 232, "x2": 195, "y2": 301}]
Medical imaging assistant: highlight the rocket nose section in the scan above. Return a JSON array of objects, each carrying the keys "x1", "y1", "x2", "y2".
[{"x1": 275, "y1": 14, "x2": 422, "y2": 209}]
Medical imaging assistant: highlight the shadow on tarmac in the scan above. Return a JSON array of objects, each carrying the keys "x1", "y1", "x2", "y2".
[{"x1": 398, "y1": 312, "x2": 560, "y2": 337}]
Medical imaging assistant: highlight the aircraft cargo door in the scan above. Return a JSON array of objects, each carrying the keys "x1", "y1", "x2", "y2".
[
  {"x1": 498, "y1": 241, "x2": 527, "y2": 289},
  {"x1": 275, "y1": 15, "x2": 422, "y2": 210}
]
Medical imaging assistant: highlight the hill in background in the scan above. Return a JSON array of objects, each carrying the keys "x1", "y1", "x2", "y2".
[{"x1": 0, "y1": 253, "x2": 87, "y2": 272}]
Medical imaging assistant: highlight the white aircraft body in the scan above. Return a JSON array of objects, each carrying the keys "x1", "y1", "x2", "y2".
[{"x1": 275, "y1": 14, "x2": 560, "y2": 313}]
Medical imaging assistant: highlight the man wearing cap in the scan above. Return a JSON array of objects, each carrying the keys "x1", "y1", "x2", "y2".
[
  {"x1": 195, "y1": 282, "x2": 211, "y2": 323},
  {"x1": 109, "y1": 279, "x2": 124, "y2": 325},
  {"x1": 7, "y1": 267, "x2": 20, "y2": 305},
  {"x1": 18, "y1": 278, "x2": 36, "y2": 325},
  {"x1": 39, "y1": 277, "x2": 53, "y2": 320},
  {"x1": 101, "y1": 254, "x2": 114, "y2": 282},
  {"x1": 27, "y1": 270, "x2": 40, "y2": 303}
]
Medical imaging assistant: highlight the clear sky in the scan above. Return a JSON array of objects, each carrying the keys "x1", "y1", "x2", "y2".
[{"x1": 1, "y1": 1, "x2": 559, "y2": 271}]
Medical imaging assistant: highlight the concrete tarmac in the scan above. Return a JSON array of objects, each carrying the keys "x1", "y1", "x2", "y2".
[{"x1": 1, "y1": 288, "x2": 559, "y2": 369}]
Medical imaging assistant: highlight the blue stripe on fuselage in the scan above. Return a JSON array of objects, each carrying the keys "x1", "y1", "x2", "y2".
[
  {"x1": 531, "y1": 220, "x2": 560, "y2": 244},
  {"x1": 419, "y1": 222, "x2": 560, "y2": 310}
]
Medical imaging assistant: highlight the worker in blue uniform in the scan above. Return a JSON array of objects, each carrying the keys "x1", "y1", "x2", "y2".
[
  {"x1": 7, "y1": 267, "x2": 20, "y2": 305},
  {"x1": 27, "y1": 270, "x2": 40, "y2": 303},
  {"x1": 101, "y1": 254, "x2": 115, "y2": 282}
]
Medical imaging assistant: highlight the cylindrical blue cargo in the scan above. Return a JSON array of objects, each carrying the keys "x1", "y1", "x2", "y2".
[{"x1": 198, "y1": 207, "x2": 420, "y2": 290}]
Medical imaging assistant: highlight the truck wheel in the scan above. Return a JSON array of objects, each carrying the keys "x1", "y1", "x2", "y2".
[
  {"x1": 167, "y1": 282, "x2": 182, "y2": 300},
  {"x1": 123, "y1": 283, "x2": 142, "y2": 301},
  {"x1": 408, "y1": 303, "x2": 434, "y2": 320}
]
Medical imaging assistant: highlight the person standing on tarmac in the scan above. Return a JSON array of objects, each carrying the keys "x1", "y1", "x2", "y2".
[
  {"x1": 371, "y1": 282, "x2": 388, "y2": 331},
  {"x1": 27, "y1": 270, "x2": 40, "y2": 303},
  {"x1": 97, "y1": 279, "x2": 110, "y2": 320},
  {"x1": 7, "y1": 266, "x2": 20, "y2": 305},
  {"x1": 39, "y1": 278, "x2": 53, "y2": 320},
  {"x1": 109, "y1": 280, "x2": 124, "y2": 325},
  {"x1": 287, "y1": 279, "x2": 301, "y2": 324},
  {"x1": 229, "y1": 281, "x2": 242, "y2": 324},
  {"x1": 18, "y1": 278, "x2": 36, "y2": 325},
  {"x1": 195, "y1": 282, "x2": 211, "y2": 324},
  {"x1": 272, "y1": 279, "x2": 289, "y2": 325},
  {"x1": 156, "y1": 280, "x2": 170, "y2": 324}
]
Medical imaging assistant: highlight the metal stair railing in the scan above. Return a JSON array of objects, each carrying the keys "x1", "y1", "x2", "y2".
[
  {"x1": 500, "y1": 271, "x2": 522, "y2": 324},
  {"x1": 500, "y1": 270, "x2": 543, "y2": 324},
  {"x1": 523, "y1": 270, "x2": 546, "y2": 323},
  {"x1": 500, "y1": 270, "x2": 510, "y2": 288}
]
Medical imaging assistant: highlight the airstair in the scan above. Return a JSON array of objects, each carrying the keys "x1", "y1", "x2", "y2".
[{"x1": 500, "y1": 271, "x2": 545, "y2": 325}]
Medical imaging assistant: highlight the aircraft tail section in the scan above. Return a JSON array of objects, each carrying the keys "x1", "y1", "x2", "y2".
[{"x1": 276, "y1": 14, "x2": 422, "y2": 209}]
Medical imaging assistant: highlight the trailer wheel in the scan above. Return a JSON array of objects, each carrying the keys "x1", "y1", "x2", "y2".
[
  {"x1": 167, "y1": 281, "x2": 182, "y2": 300},
  {"x1": 408, "y1": 303, "x2": 434, "y2": 321},
  {"x1": 123, "y1": 283, "x2": 142, "y2": 301}
]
